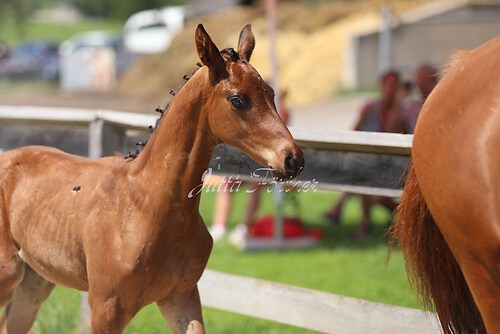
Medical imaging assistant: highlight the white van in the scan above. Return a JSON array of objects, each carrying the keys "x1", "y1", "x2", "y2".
[{"x1": 123, "y1": 6, "x2": 185, "y2": 54}]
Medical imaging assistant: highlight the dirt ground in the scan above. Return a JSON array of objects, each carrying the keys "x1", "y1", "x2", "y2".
[
  {"x1": 0, "y1": 85, "x2": 369, "y2": 132},
  {"x1": 117, "y1": 0, "x2": 426, "y2": 106}
]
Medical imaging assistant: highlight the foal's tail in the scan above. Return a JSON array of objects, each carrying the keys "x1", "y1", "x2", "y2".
[{"x1": 389, "y1": 165, "x2": 486, "y2": 334}]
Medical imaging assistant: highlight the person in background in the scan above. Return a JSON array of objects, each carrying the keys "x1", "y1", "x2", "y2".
[
  {"x1": 402, "y1": 63, "x2": 438, "y2": 133},
  {"x1": 324, "y1": 70, "x2": 407, "y2": 238},
  {"x1": 209, "y1": 90, "x2": 290, "y2": 244}
]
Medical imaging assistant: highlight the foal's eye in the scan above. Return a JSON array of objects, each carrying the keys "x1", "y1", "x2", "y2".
[{"x1": 229, "y1": 95, "x2": 246, "y2": 110}]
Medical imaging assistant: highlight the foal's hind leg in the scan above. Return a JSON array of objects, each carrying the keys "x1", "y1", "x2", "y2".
[
  {"x1": 0, "y1": 252, "x2": 24, "y2": 309},
  {"x1": 0, "y1": 265, "x2": 55, "y2": 334},
  {"x1": 0, "y1": 222, "x2": 25, "y2": 308}
]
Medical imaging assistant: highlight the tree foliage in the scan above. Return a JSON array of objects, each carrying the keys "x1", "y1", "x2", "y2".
[
  {"x1": 0, "y1": 0, "x2": 38, "y2": 25},
  {"x1": 72, "y1": 0, "x2": 186, "y2": 20}
]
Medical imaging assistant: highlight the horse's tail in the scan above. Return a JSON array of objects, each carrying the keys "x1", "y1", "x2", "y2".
[{"x1": 390, "y1": 165, "x2": 486, "y2": 334}]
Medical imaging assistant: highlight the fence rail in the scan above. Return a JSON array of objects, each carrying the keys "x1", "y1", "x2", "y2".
[
  {"x1": 0, "y1": 105, "x2": 411, "y2": 196},
  {"x1": 0, "y1": 105, "x2": 433, "y2": 333},
  {"x1": 199, "y1": 269, "x2": 440, "y2": 334}
]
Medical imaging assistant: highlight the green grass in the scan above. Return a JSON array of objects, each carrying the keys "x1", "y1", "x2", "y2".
[
  {"x1": 15, "y1": 190, "x2": 417, "y2": 333},
  {"x1": 0, "y1": 78, "x2": 59, "y2": 92},
  {"x1": 201, "y1": 190, "x2": 415, "y2": 308},
  {"x1": 0, "y1": 18, "x2": 123, "y2": 48}
]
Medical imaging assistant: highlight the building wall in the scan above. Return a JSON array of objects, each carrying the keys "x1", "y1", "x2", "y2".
[{"x1": 350, "y1": 5, "x2": 500, "y2": 88}]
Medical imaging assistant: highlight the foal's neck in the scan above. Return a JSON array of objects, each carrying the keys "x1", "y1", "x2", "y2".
[{"x1": 130, "y1": 68, "x2": 217, "y2": 209}]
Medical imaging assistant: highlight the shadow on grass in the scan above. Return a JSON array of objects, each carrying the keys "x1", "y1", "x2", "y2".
[
  {"x1": 309, "y1": 220, "x2": 392, "y2": 251},
  {"x1": 200, "y1": 189, "x2": 397, "y2": 252},
  {"x1": 272, "y1": 192, "x2": 395, "y2": 252}
]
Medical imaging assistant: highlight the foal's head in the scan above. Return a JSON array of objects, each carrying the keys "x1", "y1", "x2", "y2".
[{"x1": 195, "y1": 24, "x2": 304, "y2": 180}]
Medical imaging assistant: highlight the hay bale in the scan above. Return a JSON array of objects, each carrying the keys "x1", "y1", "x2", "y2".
[{"x1": 117, "y1": 1, "x2": 425, "y2": 106}]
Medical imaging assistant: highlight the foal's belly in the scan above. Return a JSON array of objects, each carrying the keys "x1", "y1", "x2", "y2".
[
  {"x1": 18, "y1": 246, "x2": 89, "y2": 290},
  {"x1": 10, "y1": 192, "x2": 90, "y2": 290}
]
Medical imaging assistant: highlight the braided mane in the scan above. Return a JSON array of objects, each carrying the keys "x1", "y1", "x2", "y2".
[
  {"x1": 124, "y1": 46, "x2": 245, "y2": 161},
  {"x1": 124, "y1": 65, "x2": 202, "y2": 160}
]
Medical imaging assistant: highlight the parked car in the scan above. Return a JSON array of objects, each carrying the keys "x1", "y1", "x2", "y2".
[
  {"x1": 123, "y1": 6, "x2": 185, "y2": 54},
  {"x1": 0, "y1": 41, "x2": 59, "y2": 81},
  {"x1": 59, "y1": 31, "x2": 136, "y2": 92},
  {"x1": 59, "y1": 31, "x2": 135, "y2": 76}
]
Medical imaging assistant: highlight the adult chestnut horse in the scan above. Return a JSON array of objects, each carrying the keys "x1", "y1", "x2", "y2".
[
  {"x1": 392, "y1": 36, "x2": 499, "y2": 333},
  {"x1": 0, "y1": 24, "x2": 304, "y2": 333}
]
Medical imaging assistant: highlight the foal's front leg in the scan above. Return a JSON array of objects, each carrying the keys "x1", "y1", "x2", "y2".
[
  {"x1": 157, "y1": 286, "x2": 205, "y2": 334},
  {"x1": 87, "y1": 291, "x2": 139, "y2": 334}
]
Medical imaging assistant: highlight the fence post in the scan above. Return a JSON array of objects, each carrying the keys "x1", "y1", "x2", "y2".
[
  {"x1": 80, "y1": 118, "x2": 103, "y2": 334},
  {"x1": 82, "y1": 118, "x2": 126, "y2": 333},
  {"x1": 88, "y1": 119, "x2": 104, "y2": 159},
  {"x1": 79, "y1": 291, "x2": 91, "y2": 334},
  {"x1": 89, "y1": 118, "x2": 125, "y2": 159}
]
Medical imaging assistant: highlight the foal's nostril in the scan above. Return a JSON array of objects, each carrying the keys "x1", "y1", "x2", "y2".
[{"x1": 284, "y1": 153, "x2": 299, "y2": 178}]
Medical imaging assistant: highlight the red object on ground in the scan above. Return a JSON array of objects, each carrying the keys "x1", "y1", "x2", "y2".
[
  {"x1": 309, "y1": 228, "x2": 324, "y2": 240},
  {"x1": 250, "y1": 215, "x2": 323, "y2": 239}
]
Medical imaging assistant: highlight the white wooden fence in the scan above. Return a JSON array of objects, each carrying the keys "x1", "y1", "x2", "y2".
[{"x1": 0, "y1": 105, "x2": 440, "y2": 333}]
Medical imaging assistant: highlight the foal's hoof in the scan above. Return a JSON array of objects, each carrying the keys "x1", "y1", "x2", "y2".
[{"x1": 186, "y1": 320, "x2": 205, "y2": 334}]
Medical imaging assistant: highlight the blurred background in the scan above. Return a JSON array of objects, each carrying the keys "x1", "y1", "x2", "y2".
[
  {"x1": 1, "y1": 0, "x2": 498, "y2": 127},
  {"x1": 0, "y1": 1, "x2": 499, "y2": 333}
]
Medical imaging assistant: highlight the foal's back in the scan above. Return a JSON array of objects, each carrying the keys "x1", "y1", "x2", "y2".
[
  {"x1": 0, "y1": 145, "x2": 127, "y2": 212},
  {"x1": 0, "y1": 146, "x2": 128, "y2": 289}
]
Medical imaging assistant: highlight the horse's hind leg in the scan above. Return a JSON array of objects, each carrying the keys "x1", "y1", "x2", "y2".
[
  {"x1": 0, "y1": 221, "x2": 25, "y2": 308},
  {"x1": 0, "y1": 265, "x2": 54, "y2": 334}
]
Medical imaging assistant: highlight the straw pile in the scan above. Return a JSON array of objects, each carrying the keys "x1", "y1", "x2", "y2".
[{"x1": 117, "y1": 1, "x2": 426, "y2": 106}]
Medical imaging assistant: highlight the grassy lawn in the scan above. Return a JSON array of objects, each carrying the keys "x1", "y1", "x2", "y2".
[
  {"x1": 0, "y1": 18, "x2": 123, "y2": 48},
  {"x1": 20, "y1": 190, "x2": 417, "y2": 333}
]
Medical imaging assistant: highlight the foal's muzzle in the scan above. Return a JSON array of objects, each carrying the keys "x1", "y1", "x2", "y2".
[{"x1": 273, "y1": 150, "x2": 305, "y2": 181}]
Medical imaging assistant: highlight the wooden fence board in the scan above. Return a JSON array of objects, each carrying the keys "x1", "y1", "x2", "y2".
[
  {"x1": 208, "y1": 145, "x2": 409, "y2": 196},
  {"x1": 291, "y1": 128, "x2": 412, "y2": 155},
  {"x1": 199, "y1": 270, "x2": 440, "y2": 334}
]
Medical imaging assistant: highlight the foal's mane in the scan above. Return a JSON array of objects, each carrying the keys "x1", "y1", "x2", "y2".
[
  {"x1": 220, "y1": 48, "x2": 240, "y2": 62},
  {"x1": 124, "y1": 47, "x2": 244, "y2": 161},
  {"x1": 123, "y1": 65, "x2": 202, "y2": 161}
]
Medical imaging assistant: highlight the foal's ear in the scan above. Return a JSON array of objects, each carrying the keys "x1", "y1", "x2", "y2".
[
  {"x1": 195, "y1": 24, "x2": 226, "y2": 82},
  {"x1": 237, "y1": 24, "x2": 255, "y2": 62}
]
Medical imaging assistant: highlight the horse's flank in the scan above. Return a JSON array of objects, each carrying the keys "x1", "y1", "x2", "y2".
[
  {"x1": 392, "y1": 35, "x2": 500, "y2": 334},
  {"x1": 439, "y1": 49, "x2": 471, "y2": 77}
]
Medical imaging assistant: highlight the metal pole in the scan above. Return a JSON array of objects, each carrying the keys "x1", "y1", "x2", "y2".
[
  {"x1": 88, "y1": 119, "x2": 104, "y2": 159},
  {"x1": 267, "y1": 0, "x2": 281, "y2": 115},
  {"x1": 80, "y1": 118, "x2": 105, "y2": 333},
  {"x1": 80, "y1": 291, "x2": 91, "y2": 334},
  {"x1": 378, "y1": 6, "x2": 392, "y2": 74},
  {"x1": 266, "y1": 0, "x2": 284, "y2": 243}
]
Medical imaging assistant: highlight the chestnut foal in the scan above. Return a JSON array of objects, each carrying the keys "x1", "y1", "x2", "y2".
[{"x1": 0, "y1": 24, "x2": 304, "y2": 333}]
